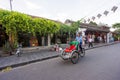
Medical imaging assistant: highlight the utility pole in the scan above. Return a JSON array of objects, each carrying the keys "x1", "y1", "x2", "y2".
[{"x1": 10, "y1": 0, "x2": 12, "y2": 11}]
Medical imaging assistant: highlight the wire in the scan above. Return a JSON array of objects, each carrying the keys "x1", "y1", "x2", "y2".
[
  {"x1": 84, "y1": 0, "x2": 120, "y2": 21},
  {"x1": 84, "y1": 0, "x2": 111, "y2": 18}
]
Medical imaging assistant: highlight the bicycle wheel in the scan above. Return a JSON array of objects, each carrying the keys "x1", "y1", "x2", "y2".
[
  {"x1": 17, "y1": 52, "x2": 21, "y2": 57},
  {"x1": 71, "y1": 51, "x2": 79, "y2": 64},
  {"x1": 80, "y1": 48, "x2": 85, "y2": 57},
  {"x1": 16, "y1": 50, "x2": 22, "y2": 57}
]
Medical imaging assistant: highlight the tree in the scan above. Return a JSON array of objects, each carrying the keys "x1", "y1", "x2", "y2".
[
  {"x1": 31, "y1": 18, "x2": 60, "y2": 45},
  {"x1": 42, "y1": 19, "x2": 60, "y2": 35},
  {"x1": 112, "y1": 23, "x2": 120, "y2": 31},
  {"x1": 60, "y1": 24, "x2": 71, "y2": 33},
  {"x1": 58, "y1": 21, "x2": 80, "y2": 43},
  {"x1": 89, "y1": 21, "x2": 97, "y2": 26},
  {"x1": 2, "y1": 11, "x2": 34, "y2": 49},
  {"x1": 71, "y1": 21, "x2": 80, "y2": 33},
  {"x1": 46, "y1": 20, "x2": 60, "y2": 45},
  {"x1": 0, "y1": 9, "x2": 61, "y2": 47},
  {"x1": 112, "y1": 23, "x2": 120, "y2": 40},
  {"x1": 0, "y1": 9, "x2": 10, "y2": 20}
]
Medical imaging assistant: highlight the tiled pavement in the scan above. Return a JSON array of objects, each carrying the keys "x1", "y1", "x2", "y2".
[{"x1": 0, "y1": 41, "x2": 119, "y2": 70}]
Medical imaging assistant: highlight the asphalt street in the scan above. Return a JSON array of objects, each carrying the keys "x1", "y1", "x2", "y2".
[{"x1": 0, "y1": 43, "x2": 120, "y2": 80}]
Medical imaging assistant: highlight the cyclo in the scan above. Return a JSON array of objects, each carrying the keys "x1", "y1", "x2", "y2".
[{"x1": 60, "y1": 41, "x2": 85, "y2": 64}]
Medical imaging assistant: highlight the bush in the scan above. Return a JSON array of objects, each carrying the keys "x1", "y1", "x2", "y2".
[{"x1": 3, "y1": 41, "x2": 12, "y2": 53}]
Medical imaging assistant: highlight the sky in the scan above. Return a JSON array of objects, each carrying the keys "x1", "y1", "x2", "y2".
[{"x1": 0, "y1": 0, "x2": 120, "y2": 26}]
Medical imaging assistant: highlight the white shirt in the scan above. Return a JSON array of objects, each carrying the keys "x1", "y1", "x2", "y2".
[{"x1": 89, "y1": 38, "x2": 92, "y2": 42}]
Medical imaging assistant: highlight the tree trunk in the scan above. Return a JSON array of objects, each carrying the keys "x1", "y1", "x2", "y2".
[
  {"x1": 47, "y1": 34, "x2": 51, "y2": 46},
  {"x1": 8, "y1": 32, "x2": 17, "y2": 55},
  {"x1": 9, "y1": 33, "x2": 13, "y2": 43},
  {"x1": 42, "y1": 36, "x2": 45, "y2": 46}
]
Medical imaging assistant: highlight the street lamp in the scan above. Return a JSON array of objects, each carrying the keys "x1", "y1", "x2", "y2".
[{"x1": 9, "y1": 0, "x2": 13, "y2": 11}]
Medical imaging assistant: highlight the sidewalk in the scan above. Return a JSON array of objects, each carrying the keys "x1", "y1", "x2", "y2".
[{"x1": 0, "y1": 41, "x2": 119, "y2": 70}]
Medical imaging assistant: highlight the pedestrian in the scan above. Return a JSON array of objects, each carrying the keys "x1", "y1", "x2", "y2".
[
  {"x1": 54, "y1": 43, "x2": 59, "y2": 51},
  {"x1": 88, "y1": 35, "x2": 93, "y2": 48},
  {"x1": 99, "y1": 36, "x2": 102, "y2": 43}
]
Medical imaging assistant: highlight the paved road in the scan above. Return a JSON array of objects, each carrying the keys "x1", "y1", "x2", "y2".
[{"x1": 0, "y1": 43, "x2": 120, "y2": 80}]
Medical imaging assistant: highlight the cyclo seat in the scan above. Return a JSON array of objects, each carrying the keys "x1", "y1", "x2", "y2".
[{"x1": 64, "y1": 41, "x2": 79, "y2": 52}]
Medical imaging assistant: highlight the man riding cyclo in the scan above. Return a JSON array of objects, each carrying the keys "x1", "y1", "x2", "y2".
[
  {"x1": 60, "y1": 32, "x2": 85, "y2": 64},
  {"x1": 65, "y1": 32, "x2": 83, "y2": 52},
  {"x1": 75, "y1": 32, "x2": 83, "y2": 53}
]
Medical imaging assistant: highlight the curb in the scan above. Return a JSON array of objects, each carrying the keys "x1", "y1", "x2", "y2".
[
  {"x1": 85, "y1": 42, "x2": 119, "y2": 50},
  {"x1": 0, "y1": 42, "x2": 119, "y2": 71},
  {"x1": 0, "y1": 55, "x2": 59, "y2": 71}
]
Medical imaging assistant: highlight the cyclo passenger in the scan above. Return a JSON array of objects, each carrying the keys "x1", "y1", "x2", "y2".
[{"x1": 75, "y1": 32, "x2": 83, "y2": 53}]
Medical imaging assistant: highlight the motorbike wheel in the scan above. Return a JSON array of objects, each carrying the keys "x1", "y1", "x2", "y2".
[
  {"x1": 80, "y1": 48, "x2": 85, "y2": 57},
  {"x1": 71, "y1": 51, "x2": 79, "y2": 64}
]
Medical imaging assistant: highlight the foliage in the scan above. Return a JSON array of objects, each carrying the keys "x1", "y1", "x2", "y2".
[
  {"x1": 0, "y1": 9, "x2": 61, "y2": 35},
  {"x1": 31, "y1": 18, "x2": 60, "y2": 36},
  {"x1": 112, "y1": 23, "x2": 120, "y2": 33},
  {"x1": 60, "y1": 24, "x2": 71, "y2": 33},
  {"x1": 112, "y1": 23, "x2": 120, "y2": 40},
  {"x1": 0, "y1": 9, "x2": 11, "y2": 32},
  {"x1": 0, "y1": 9, "x2": 10, "y2": 21},
  {"x1": 12, "y1": 40, "x2": 18, "y2": 49},
  {"x1": 0, "y1": 9, "x2": 61, "y2": 47},
  {"x1": 71, "y1": 21, "x2": 80, "y2": 33},
  {"x1": 4, "y1": 11, "x2": 38, "y2": 34},
  {"x1": 89, "y1": 21, "x2": 97, "y2": 26},
  {"x1": 0, "y1": 9, "x2": 90, "y2": 46},
  {"x1": 114, "y1": 35, "x2": 120, "y2": 40},
  {"x1": 59, "y1": 20, "x2": 83, "y2": 34},
  {"x1": 47, "y1": 20, "x2": 60, "y2": 34}
]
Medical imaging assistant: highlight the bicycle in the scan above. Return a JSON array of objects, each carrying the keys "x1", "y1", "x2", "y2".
[{"x1": 60, "y1": 41, "x2": 85, "y2": 64}]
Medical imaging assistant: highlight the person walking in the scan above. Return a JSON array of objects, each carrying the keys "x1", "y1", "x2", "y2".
[{"x1": 88, "y1": 35, "x2": 93, "y2": 48}]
